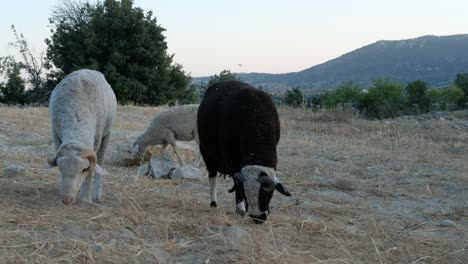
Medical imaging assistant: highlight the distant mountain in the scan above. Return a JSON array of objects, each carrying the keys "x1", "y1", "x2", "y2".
[{"x1": 193, "y1": 34, "x2": 468, "y2": 89}]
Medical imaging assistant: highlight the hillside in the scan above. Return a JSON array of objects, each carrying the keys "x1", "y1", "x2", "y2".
[{"x1": 193, "y1": 34, "x2": 468, "y2": 89}]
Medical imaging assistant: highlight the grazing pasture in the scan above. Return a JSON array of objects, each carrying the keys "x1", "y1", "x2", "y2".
[{"x1": 0, "y1": 105, "x2": 467, "y2": 263}]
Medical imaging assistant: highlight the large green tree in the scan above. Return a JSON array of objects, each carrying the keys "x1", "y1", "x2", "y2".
[
  {"x1": 0, "y1": 57, "x2": 26, "y2": 104},
  {"x1": 45, "y1": 0, "x2": 196, "y2": 105}
]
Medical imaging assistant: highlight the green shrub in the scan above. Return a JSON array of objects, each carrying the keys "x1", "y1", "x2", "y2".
[
  {"x1": 284, "y1": 87, "x2": 304, "y2": 108},
  {"x1": 359, "y1": 79, "x2": 405, "y2": 119}
]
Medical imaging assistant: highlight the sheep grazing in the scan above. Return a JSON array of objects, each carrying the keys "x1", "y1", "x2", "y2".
[
  {"x1": 197, "y1": 80, "x2": 291, "y2": 224},
  {"x1": 131, "y1": 104, "x2": 201, "y2": 166},
  {"x1": 48, "y1": 69, "x2": 117, "y2": 205}
]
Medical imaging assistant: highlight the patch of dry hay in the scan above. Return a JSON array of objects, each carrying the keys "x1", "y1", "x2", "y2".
[{"x1": 0, "y1": 105, "x2": 467, "y2": 263}]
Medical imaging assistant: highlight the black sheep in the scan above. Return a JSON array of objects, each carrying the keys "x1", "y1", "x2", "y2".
[{"x1": 197, "y1": 80, "x2": 291, "y2": 224}]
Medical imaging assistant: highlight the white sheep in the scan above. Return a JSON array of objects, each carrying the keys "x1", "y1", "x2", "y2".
[
  {"x1": 131, "y1": 104, "x2": 200, "y2": 166},
  {"x1": 47, "y1": 69, "x2": 117, "y2": 205}
]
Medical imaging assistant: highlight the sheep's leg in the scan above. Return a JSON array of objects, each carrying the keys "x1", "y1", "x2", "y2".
[
  {"x1": 193, "y1": 130, "x2": 201, "y2": 167},
  {"x1": 161, "y1": 143, "x2": 168, "y2": 152},
  {"x1": 161, "y1": 142, "x2": 179, "y2": 163},
  {"x1": 160, "y1": 142, "x2": 169, "y2": 159},
  {"x1": 52, "y1": 131, "x2": 62, "y2": 150},
  {"x1": 193, "y1": 150, "x2": 202, "y2": 167},
  {"x1": 80, "y1": 174, "x2": 93, "y2": 203},
  {"x1": 93, "y1": 133, "x2": 110, "y2": 202},
  {"x1": 170, "y1": 142, "x2": 185, "y2": 165},
  {"x1": 236, "y1": 201, "x2": 246, "y2": 216},
  {"x1": 163, "y1": 130, "x2": 184, "y2": 165},
  {"x1": 92, "y1": 171, "x2": 103, "y2": 202},
  {"x1": 209, "y1": 175, "x2": 217, "y2": 207},
  {"x1": 234, "y1": 188, "x2": 246, "y2": 216}
]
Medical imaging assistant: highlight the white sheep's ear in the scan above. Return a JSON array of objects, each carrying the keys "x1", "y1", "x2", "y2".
[
  {"x1": 94, "y1": 164, "x2": 109, "y2": 176},
  {"x1": 131, "y1": 144, "x2": 139, "y2": 156}
]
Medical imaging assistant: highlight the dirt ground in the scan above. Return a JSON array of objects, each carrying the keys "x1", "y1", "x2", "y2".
[{"x1": 0, "y1": 105, "x2": 467, "y2": 263}]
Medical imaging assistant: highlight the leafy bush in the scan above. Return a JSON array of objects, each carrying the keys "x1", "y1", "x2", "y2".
[
  {"x1": 359, "y1": 79, "x2": 405, "y2": 119},
  {"x1": 454, "y1": 73, "x2": 468, "y2": 106},
  {"x1": 321, "y1": 81, "x2": 363, "y2": 109},
  {"x1": 284, "y1": 87, "x2": 304, "y2": 108},
  {"x1": 427, "y1": 86, "x2": 464, "y2": 110},
  {"x1": 405, "y1": 80, "x2": 430, "y2": 113}
]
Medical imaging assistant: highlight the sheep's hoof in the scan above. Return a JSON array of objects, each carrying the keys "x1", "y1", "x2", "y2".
[{"x1": 210, "y1": 201, "x2": 217, "y2": 207}]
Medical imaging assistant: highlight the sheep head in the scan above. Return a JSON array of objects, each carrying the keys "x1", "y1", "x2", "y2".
[
  {"x1": 130, "y1": 143, "x2": 147, "y2": 163},
  {"x1": 231, "y1": 165, "x2": 291, "y2": 224},
  {"x1": 48, "y1": 146, "x2": 108, "y2": 205}
]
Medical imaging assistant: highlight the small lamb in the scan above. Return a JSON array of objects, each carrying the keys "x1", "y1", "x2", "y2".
[
  {"x1": 48, "y1": 69, "x2": 117, "y2": 205},
  {"x1": 131, "y1": 104, "x2": 200, "y2": 166}
]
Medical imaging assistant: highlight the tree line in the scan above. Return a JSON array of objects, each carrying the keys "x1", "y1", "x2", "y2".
[
  {"x1": 279, "y1": 74, "x2": 468, "y2": 119},
  {"x1": 193, "y1": 71, "x2": 468, "y2": 119}
]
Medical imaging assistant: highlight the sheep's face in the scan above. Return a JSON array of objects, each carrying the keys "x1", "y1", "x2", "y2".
[
  {"x1": 55, "y1": 156, "x2": 91, "y2": 205},
  {"x1": 233, "y1": 165, "x2": 291, "y2": 224},
  {"x1": 130, "y1": 143, "x2": 146, "y2": 162}
]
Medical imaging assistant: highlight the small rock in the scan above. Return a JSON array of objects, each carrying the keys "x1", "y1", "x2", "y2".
[
  {"x1": 108, "y1": 239, "x2": 118, "y2": 246},
  {"x1": 302, "y1": 215, "x2": 317, "y2": 223},
  {"x1": 3, "y1": 164, "x2": 26, "y2": 178},
  {"x1": 345, "y1": 224, "x2": 359, "y2": 234},
  {"x1": 105, "y1": 143, "x2": 142, "y2": 166},
  {"x1": 331, "y1": 179, "x2": 355, "y2": 191},
  {"x1": 137, "y1": 163, "x2": 152, "y2": 177},
  {"x1": 313, "y1": 167, "x2": 320, "y2": 174},
  {"x1": 91, "y1": 243, "x2": 104, "y2": 253},
  {"x1": 370, "y1": 203, "x2": 384, "y2": 211},
  {"x1": 440, "y1": 219, "x2": 456, "y2": 227},
  {"x1": 223, "y1": 226, "x2": 248, "y2": 239},
  {"x1": 170, "y1": 165, "x2": 202, "y2": 180},
  {"x1": 151, "y1": 157, "x2": 178, "y2": 178}
]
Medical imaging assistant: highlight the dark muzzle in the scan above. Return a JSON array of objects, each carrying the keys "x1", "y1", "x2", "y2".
[{"x1": 250, "y1": 213, "x2": 267, "y2": 224}]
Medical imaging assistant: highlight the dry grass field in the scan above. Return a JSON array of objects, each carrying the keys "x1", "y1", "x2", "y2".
[{"x1": 0, "y1": 105, "x2": 467, "y2": 263}]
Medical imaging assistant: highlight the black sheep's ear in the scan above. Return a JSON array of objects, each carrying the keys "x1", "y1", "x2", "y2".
[
  {"x1": 233, "y1": 172, "x2": 244, "y2": 183},
  {"x1": 275, "y1": 183, "x2": 291, "y2": 196}
]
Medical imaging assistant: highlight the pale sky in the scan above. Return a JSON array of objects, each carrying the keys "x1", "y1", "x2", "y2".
[{"x1": 1, "y1": 0, "x2": 467, "y2": 77}]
